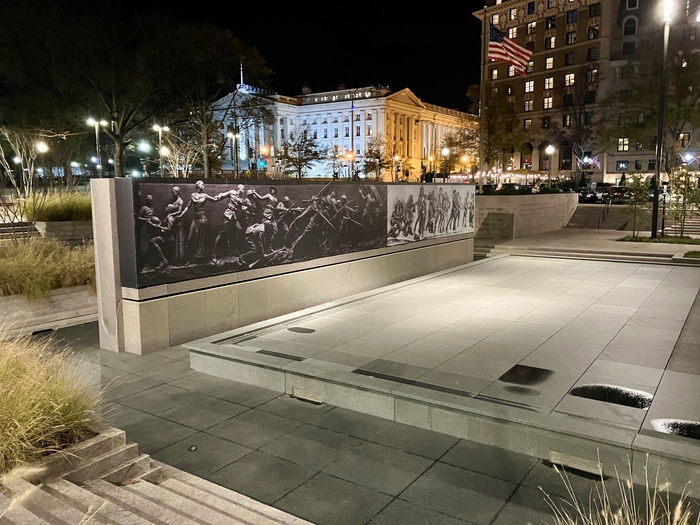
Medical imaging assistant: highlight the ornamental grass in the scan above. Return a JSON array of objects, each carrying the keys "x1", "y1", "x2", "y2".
[
  {"x1": 0, "y1": 335, "x2": 101, "y2": 475},
  {"x1": 26, "y1": 192, "x2": 92, "y2": 222},
  {"x1": 0, "y1": 239, "x2": 94, "y2": 298}
]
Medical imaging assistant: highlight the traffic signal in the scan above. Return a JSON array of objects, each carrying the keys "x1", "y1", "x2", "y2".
[{"x1": 258, "y1": 158, "x2": 267, "y2": 169}]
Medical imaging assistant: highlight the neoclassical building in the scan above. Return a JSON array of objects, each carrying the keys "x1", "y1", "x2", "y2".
[{"x1": 215, "y1": 84, "x2": 478, "y2": 181}]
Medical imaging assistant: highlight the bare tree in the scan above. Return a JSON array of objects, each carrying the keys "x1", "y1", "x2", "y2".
[
  {"x1": 279, "y1": 125, "x2": 328, "y2": 179},
  {"x1": 363, "y1": 133, "x2": 394, "y2": 181}
]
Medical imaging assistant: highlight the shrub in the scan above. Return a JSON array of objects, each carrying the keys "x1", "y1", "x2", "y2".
[
  {"x1": 0, "y1": 239, "x2": 95, "y2": 298},
  {"x1": 26, "y1": 192, "x2": 92, "y2": 222},
  {"x1": 0, "y1": 336, "x2": 102, "y2": 475},
  {"x1": 618, "y1": 236, "x2": 700, "y2": 245},
  {"x1": 685, "y1": 251, "x2": 700, "y2": 259}
]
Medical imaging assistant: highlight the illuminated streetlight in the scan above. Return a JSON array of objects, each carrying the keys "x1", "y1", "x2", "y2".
[
  {"x1": 12, "y1": 156, "x2": 21, "y2": 164},
  {"x1": 545, "y1": 144, "x2": 555, "y2": 187},
  {"x1": 227, "y1": 130, "x2": 241, "y2": 176},
  {"x1": 87, "y1": 118, "x2": 108, "y2": 177},
  {"x1": 138, "y1": 142, "x2": 152, "y2": 153},
  {"x1": 36, "y1": 141, "x2": 49, "y2": 153},
  {"x1": 153, "y1": 123, "x2": 170, "y2": 177}
]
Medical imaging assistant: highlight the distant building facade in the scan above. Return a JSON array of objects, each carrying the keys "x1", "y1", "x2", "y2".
[
  {"x1": 215, "y1": 85, "x2": 478, "y2": 181},
  {"x1": 474, "y1": 0, "x2": 700, "y2": 184}
]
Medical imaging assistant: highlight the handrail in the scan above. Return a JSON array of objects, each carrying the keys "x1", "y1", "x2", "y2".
[{"x1": 598, "y1": 197, "x2": 611, "y2": 229}]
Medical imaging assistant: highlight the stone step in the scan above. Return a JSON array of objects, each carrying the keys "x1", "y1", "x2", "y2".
[
  {"x1": 86, "y1": 479, "x2": 192, "y2": 525},
  {"x1": 124, "y1": 480, "x2": 245, "y2": 525},
  {"x1": 64, "y1": 442, "x2": 139, "y2": 484},
  {"x1": 0, "y1": 491, "x2": 52, "y2": 525},
  {"x1": 156, "y1": 462, "x2": 313, "y2": 525},
  {"x1": 42, "y1": 479, "x2": 154, "y2": 525},
  {"x1": 2, "y1": 477, "x2": 112, "y2": 525},
  {"x1": 21, "y1": 427, "x2": 126, "y2": 483},
  {"x1": 100, "y1": 453, "x2": 151, "y2": 484}
]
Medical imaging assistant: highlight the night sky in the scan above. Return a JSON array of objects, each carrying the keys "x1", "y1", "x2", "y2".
[{"x1": 155, "y1": 0, "x2": 484, "y2": 113}]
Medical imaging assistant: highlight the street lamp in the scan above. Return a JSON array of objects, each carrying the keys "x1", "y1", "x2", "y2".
[
  {"x1": 36, "y1": 141, "x2": 49, "y2": 154},
  {"x1": 442, "y1": 147, "x2": 450, "y2": 180},
  {"x1": 152, "y1": 124, "x2": 170, "y2": 177},
  {"x1": 545, "y1": 144, "x2": 555, "y2": 187},
  {"x1": 227, "y1": 129, "x2": 241, "y2": 177},
  {"x1": 87, "y1": 118, "x2": 107, "y2": 178},
  {"x1": 651, "y1": 0, "x2": 675, "y2": 238},
  {"x1": 393, "y1": 155, "x2": 400, "y2": 182}
]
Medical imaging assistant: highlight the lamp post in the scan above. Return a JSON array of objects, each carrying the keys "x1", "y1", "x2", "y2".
[
  {"x1": 545, "y1": 144, "x2": 555, "y2": 187},
  {"x1": 651, "y1": 0, "x2": 675, "y2": 238},
  {"x1": 86, "y1": 118, "x2": 107, "y2": 178},
  {"x1": 227, "y1": 129, "x2": 241, "y2": 177},
  {"x1": 152, "y1": 124, "x2": 170, "y2": 177},
  {"x1": 442, "y1": 147, "x2": 450, "y2": 182},
  {"x1": 393, "y1": 155, "x2": 400, "y2": 182},
  {"x1": 346, "y1": 152, "x2": 354, "y2": 178}
]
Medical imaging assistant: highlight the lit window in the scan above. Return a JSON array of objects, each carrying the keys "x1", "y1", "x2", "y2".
[
  {"x1": 616, "y1": 161, "x2": 628, "y2": 171},
  {"x1": 588, "y1": 25, "x2": 600, "y2": 39},
  {"x1": 491, "y1": 68, "x2": 498, "y2": 80},
  {"x1": 545, "y1": 57, "x2": 554, "y2": 69},
  {"x1": 527, "y1": 21, "x2": 536, "y2": 34},
  {"x1": 544, "y1": 76, "x2": 554, "y2": 89},
  {"x1": 618, "y1": 138, "x2": 630, "y2": 152},
  {"x1": 509, "y1": 7, "x2": 517, "y2": 20},
  {"x1": 543, "y1": 96, "x2": 553, "y2": 109},
  {"x1": 524, "y1": 118, "x2": 532, "y2": 130},
  {"x1": 563, "y1": 115, "x2": 571, "y2": 127},
  {"x1": 565, "y1": 73, "x2": 575, "y2": 86},
  {"x1": 492, "y1": 13, "x2": 499, "y2": 24},
  {"x1": 367, "y1": 125, "x2": 372, "y2": 136},
  {"x1": 566, "y1": 9, "x2": 578, "y2": 23},
  {"x1": 525, "y1": 80, "x2": 534, "y2": 93},
  {"x1": 566, "y1": 31, "x2": 577, "y2": 45},
  {"x1": 545, "y1": 36, "x2": 555, "y2": 49},
  {"x1": 624, "y1": 18, "x2": 636, "y2": 35},
  {"x1": 527, "y1": 61, "x2": 534, "y2": 73},
  {"x1": 547, "y1": 0, "x2": 555, "y2": 7},
  {"x1": 679, "y1": 132, "x2": 691, "y2": 147},
  {"x1": 586, "y1": 69, "x2": 598, "y2": 82},
  {"x1": 506, "y1": 84, "x2": 514, "y2": 95},
  {"x1": 546, "y1": 16, "x2": 556, "y2": 29},
  {"x1": 508, "y1": 65, "x2": 516, "y2": 76},
  {"x1": 508, "y1": 27, "x2": 517, "y2": 39},
  {"x1": 524, "y1": 100, "x2": 534, "y2": 112}
]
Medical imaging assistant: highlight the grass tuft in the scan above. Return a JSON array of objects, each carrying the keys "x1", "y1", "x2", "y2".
[
  {"x1": 0, "y1": 239, "x2": 95, "y2": 298},
  {"x1": 684, "y1": 251, "x2": 700, "y2": 259},
  {"x1": 0, "y1": 336, "x2": 102, "y2": 475},
  {"x1": 26, "y1": 192, "x2": 92, "y2": 222},
  {"x1": 618, "y1": 236, "x2": 700, "y2": 245}
]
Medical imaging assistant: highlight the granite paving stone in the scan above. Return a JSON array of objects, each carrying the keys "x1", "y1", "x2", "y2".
[
  {"x1": 205, "y1": 409, "x2": 303, "y2": 449},
  {"x1": 369, "y1": 422, "x2": 459, "y2": 460},
  {"x1": 439, "y1": 440, "x2": 538, "y2": 484},
  {"x1": 119, "y1": 413, "x2": 198, "y2": 455},
  {"x1": 257, "y1": 395, "x2": 334, "y2": 422},
  {"x1": 158, "y1": 395, "x2": 248, "y2": 430},
  {"x1": 309, "y1": 407, "x2": 393, "y2": 440},
  {"x1": 368, "y1": 500, "x2": 473, "y2": 525},
  {"x1": 169, "y1": 372, "x2": 282, "y2": 406}
]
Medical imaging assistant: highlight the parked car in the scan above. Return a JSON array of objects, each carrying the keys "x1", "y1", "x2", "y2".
[
  {"x1": 604, "y1": 186, "x2": 629, "y2": 204},
  {"x1": 577, "y1": 188, "x2": 598, "y2": 203}
]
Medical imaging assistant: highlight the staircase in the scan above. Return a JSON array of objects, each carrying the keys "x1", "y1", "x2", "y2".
[
  {"x1": 0, "y1": 222, "x2": 37, "y2": 241},
  {"x1": 0, "y1": 427, "x2": 310, "y2": 525},
  {"x1": 664, "y1": 215, "x2": 700, "y2": 236},
  {"x1": 566, "y1": 204, "x2": 639, "y2": 230},
  {"x1": 473, "y1": 238, "x2": 504, "y2": 259}
]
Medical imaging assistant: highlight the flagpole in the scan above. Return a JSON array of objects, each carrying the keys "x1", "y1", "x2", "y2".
[{"x1": 479, "y1": 6, "x2": 487, "y2": 194}]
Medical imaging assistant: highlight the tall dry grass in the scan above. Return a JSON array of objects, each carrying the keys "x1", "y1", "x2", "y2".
[
  {"x1": 0, "y1": 239, "x2": 95, "y2": 298},
  {"x1": 26, "y1": 192, "x2": 92, "y2": 222},
  {"x1": 545, "y1": 463, "x2": 700, "y2": 525},
  {"x1": 0, "y1": 336, "x2": 102, "y2": 475}
]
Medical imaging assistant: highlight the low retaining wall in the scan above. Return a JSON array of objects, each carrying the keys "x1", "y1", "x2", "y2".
[
  {"x1": 35, "y1": 220, "x2": 93, "y2": 243},
  {"x1": 476, "y1": 193, "x2": 578, "y2": 239},
  {"x1": 0, "y1": 285, "x2": 98, "y2": 339}
]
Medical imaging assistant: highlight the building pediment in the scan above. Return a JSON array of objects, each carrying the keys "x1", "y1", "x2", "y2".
[{"x1": 386, "y1": 88, "x2": 426, "y2": 109}]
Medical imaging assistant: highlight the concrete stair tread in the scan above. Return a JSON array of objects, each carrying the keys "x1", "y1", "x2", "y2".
[
  {"x1": 2, "y1": 477, "x2": 112, "y2": 525},
  {"x1": 124, "y1": 480, "x2": 245, "y2": 525},
  {"x1": 0, "y1": 491, "x2": 52, "y2": 525},
  {"x1": 64, "y1": 443, "x2": 139, "y2": 484},
  {"x1": 159, "y1": 477, "x2": 311, "y2": 525},
  {"x1": 43, "y1": 479, "x2": 155, "y2": 525},
  {"x1": 85, "y1": 479, "x2": 194, "y2": 525},
  {"x1": 99, "y1": 453, "x2": 150, "y2": 484}
]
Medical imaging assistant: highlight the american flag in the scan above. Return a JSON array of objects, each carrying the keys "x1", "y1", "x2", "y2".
[{"x1": 488, "y1": 23, "x2": 532, "y2": 76}]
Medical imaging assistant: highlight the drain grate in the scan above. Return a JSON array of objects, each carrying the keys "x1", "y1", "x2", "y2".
[{"x1": 256, "y1": 349, "x2": 305, "y2": 361}]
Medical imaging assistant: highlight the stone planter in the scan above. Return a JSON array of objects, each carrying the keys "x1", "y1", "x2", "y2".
[
  {"x1": 0, "y1": 285, "x2": 97, "y2": 339},
  {"x1": 35, "y1": 220, "x2": 93, "y2": 244}
]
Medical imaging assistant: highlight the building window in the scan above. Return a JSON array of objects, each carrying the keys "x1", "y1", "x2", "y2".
[
  {"x1": 563, "y1": 93, "x2": 574, "y2": 106},
  {"x1": 634, "y1": 160, "x2": 642, "y2": 170},
  {"x1": 506, "y1": 84, "x2": 515, "y2": 95},
  {"x1": 617, "y1": 161, "x2": 628, "y2": 171},
  {"x1": 491, "y1": 68, "x2": 498, "y2": 80},
  {"x1": 566, "y1": 10, "x2": 578, "y2": 23},
  {"x1": 620, "y1": 65, "x2": 634, "y2": 79},
  {"x1": 323, "y1": 128, "x2": 328, "y2": 139},
  {"x1": 524, "y1": 118, "x2": 532, "y2": 130},
  {"x1": 636, "y1": 112, "x2": 644, "y2": 124},
  {"x1": 542, "y1": 116, "x2": 551, "y2": 129},
  {"x1": 679, "y1": 132, "x2": 691, "y2": 147},
  {"x1": 491, "y1": 87, "x2": 499, "y2": 98},
  {"x1": 587, "y1": 47, "x2": 598, "y2": 61},
  {"x1": 545, "y1": 56, "x2": 554, "y2": 69},
  {"x1": 492, "y1": 13, "x2": 499, "y2": 24},
  {"x1": 565, "y1": 73, "x2": 575, "y2": 86},
  {"x1": 344, "y1": 126, "x2": 349, "y2": 138},
  {"x1": 588, "y1": 25, "x2": 600, "y2": 39},
  {"x1": 584, "y1": 111, "x2": 594, "y2": 124},
  {"x1": 624, "y1": 18, "x2": 636, "y2": 35},
  {"x1": 636, "y1": 140, "x2": 643, "y2": 150},
  {"x1": 618, "y1": 138, "x2": 630, "y2": 152},
  {"x1": 525, "y1": 41, "x2": 535, "y2": 51},
  {"x1": 563, "y1": 114, "x2": 571, "y2": 127},
  {"x1": 586, "y1": 68, "x2": 598, "y2": 82},
  {"x1": 527, "y1": 21, "x2": 536, "y2": 34},
  {"x1": 355, "y1": 114, "x2": 361, "y2": 121},
  {"x1": 508, "y1": 65, "x2": 516, "y2": 76},
  {"x1": 509, "y1": 7, "x2": 517, "y2": 20},
  {"x1": 648, "y1": 159, "x2": 656, "y2": 170},
  {"x1": 619, "y1": 90, "x2": 629, "y2": 102},
  {"x1": 650, "y1": 136, "x2": 657, "y2": 149},
  {"x1": 589, "y1": 3, "x2": 601, "y2": 17},
  {"x1": 544, "y1": 76, "x2": 554, "y2": 89},
  {"x1": 585, "y1": 90, "x2": 596, "y2": 103},
  {"x1": 355, "y1": 125, "x2": 361, "y2": 137},
  {"x1": 683, "y1": 28, "x2": 697, "y2": 41},
  {"x1": 543, "y1": 96, "x2": 553, "y2": 109},
  {"x1": 627, "y1": 0, "x2": 637, "y2": 9},
  {"x1": 566, "y1": 31, "x2": 577, "y2": 45},
  {"x1": 525, "y1": 80, "x2": 534, "y2": 93},
  {"x1": 334, "y1": 128, "x2": 338, "y2": 138},
  {"x1": 527, "y1": 61, "x2": 534, "y2": 73},
  {"x1": 524, "y1": 100, "x2": 534, "y2": 112},
  {"x1": 508, "y1": 27, "x2": 517, "y2": 38},
  {"x1": 622, "y1": 42, "x2": 636, "y2": 56},
  {"x1": 546, "y1": 16, "x2": 556, "y2": 29},
  {"x1": 545, "y1": 36, "x2": 555, "y2": 50},
  {"x1": 313, "y1": 131, "x2": 317, "y2": 139},
  {"x1": 367, "y1": 125, "x2": 372, "y2": 136},
  {"x1": 547, "y1": 0, "x2": 555, "y2": 7},
  {"x1": 565, "y1": 52, "x2": 574, "y2": 65}
]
